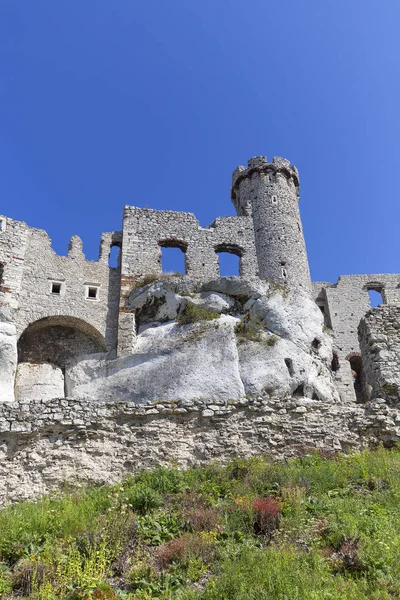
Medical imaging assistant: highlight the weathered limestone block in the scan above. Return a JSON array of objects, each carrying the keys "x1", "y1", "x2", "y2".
[
  {"x1": 66, "y1": 316, "x2": 245, "y2": 402},
  {"x1": 15, "y1": 363, "x2": 65, "y2": 400},
  {"x1": 0, "y1": 306, "x2": 17, "y2": 402},
  {"x1": 0, "y1": 320, "x2": 17, "y2": 402}
]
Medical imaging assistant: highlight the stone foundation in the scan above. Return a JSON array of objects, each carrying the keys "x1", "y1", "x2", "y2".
[{"x1": 1, "y1": 395, "x2": 399, "y2": 505}]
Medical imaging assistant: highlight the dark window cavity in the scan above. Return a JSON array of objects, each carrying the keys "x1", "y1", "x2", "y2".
[
  {"x1": 285, "y1": 358, "x2": 294, "y2": 376},
  {"x1": 51, "y1": 282, "x2": 61, "y2": 295},
  {"x1": 87, "y1": 286, "x2": 99, "y2": 300}
]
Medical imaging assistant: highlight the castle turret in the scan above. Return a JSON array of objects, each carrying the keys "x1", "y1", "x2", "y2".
[{"x1": 231, "y1": 156, "x2": 311, "y2": 293}]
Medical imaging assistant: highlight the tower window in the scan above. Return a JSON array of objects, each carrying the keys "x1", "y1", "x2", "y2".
[
  {"x1": 51, "y1": 282, "x2": 62, "y2": 295},
  {"x1": 271, "y1": 195, "x2": 278, "y2": 204},
  {"x1": 85, "y1": 284, "x2": 100, "y2": 300},
  {"x1": 282, "y1": 267, "x2": 287, "y2": 279}
]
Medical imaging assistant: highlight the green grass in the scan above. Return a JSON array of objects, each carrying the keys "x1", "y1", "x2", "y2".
[
  {"x1": 1, "y1": 448, "x2": 400, "y2": 598},
  {"x1": 176, "y1": 303, "x2": 220, "y2": 325}
]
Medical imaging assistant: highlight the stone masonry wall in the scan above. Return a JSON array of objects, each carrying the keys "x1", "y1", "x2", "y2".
[
  {"x1": 120, "y1": 207, "x2": 258, "y2": 280},
  {"x1": 312, "y1": 275, "x2": 400, "y2": 402},
  {"x1": 359, "y1": 305, "x2": 400, "y2": 406},
  {"x1": 2, "y1": 394, "x2": 400, "y2": 505}
]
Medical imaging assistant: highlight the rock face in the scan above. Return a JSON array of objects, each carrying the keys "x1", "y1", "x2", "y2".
[
  {"x1": 64, "y1": 277, "x2": 339, "y2": 405},
  {"x1": 15, "y1": 363, "x2": 65, "y2": 401},
  {"x1": 0, "y1": 276, "x2": 354, "y2": 503},
  {"x1": 0, "y1": 307, "x2": 17, "y2": 402}
]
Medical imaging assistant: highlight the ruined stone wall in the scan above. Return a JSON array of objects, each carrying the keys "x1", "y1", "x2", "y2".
[
  {"x1": 0, "y1": 216, "x2": 29, "y2": 310},
  {"x1": 2, "y1": 394, "x2": 399, "y2": 505},
  {"x1": 120, "y1": 207, "x2": 258, "y2": 280},
  {"x1": 359, "y1": 305, "x2": 400, "y2": 406},
  {"x1": 0, "y1": 217, "x2": 122, "y2": 353},
  {"x1": 312, "y1": 275, "x2": 400, "y2": 402},
  {"x1": 15, "y1": 228, "x2": 118, "y2": 349}
]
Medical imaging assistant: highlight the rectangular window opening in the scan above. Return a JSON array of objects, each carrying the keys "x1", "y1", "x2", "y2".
[
  {"x1": 51, "y1": 282, "x2": 62, "y2": 295},
  {"x1": 86, "y1": 285, "x2": 99, "y2": 300}
]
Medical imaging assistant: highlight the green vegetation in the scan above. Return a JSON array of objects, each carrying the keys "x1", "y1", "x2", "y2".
[
  {"x1": 234, "y1": 314, "x2": 277, "y2": 345},
  {"x1": 1, "y1": 448, "x2": 400, "y2": 598},
  {"x1": 176, "y1": 303, "x2": 220, "y2": 326}
]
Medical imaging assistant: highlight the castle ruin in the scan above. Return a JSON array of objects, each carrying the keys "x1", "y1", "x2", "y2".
[{"x1": 1, "y1": 155, "x2": 399, "y2": 503}]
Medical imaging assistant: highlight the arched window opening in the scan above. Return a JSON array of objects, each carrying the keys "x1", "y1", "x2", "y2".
[
  {"x1": 348, "y1": 354, "x2": 368, "y2": 403},
  {"x1": 217, "y1": 252, "x2": 240, "y2": 276},
  {"x1": 109, "y1": 244, "x2": 121, "y2": 268},
  {"x1": 366, "y1": 284, "x2": 385, "y2": 308},
  {"x1": 215, "y1": 244, "x2": 243, "y2": 277},
  {"x1": 159, "y1": 241, "x2": 187, "y2": 275}
]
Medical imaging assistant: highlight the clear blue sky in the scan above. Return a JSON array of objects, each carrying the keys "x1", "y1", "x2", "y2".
[{"x1": 1, "y1": 0, "x2": 399, "y2": 282}]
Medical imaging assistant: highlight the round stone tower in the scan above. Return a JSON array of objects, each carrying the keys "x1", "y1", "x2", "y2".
[{"x1": 231, "y1": 156, "x2": 311, "y2": 293}]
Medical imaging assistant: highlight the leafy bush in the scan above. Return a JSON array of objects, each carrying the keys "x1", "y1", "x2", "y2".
[
  {"x1": 156, "y1": 533, "x2": 216, "y2": 568},
  {"x1": 136, "y1": 512, "x2": 183, "y2": 545},
  {"x1": 177, "y1": 303, "x2": 220, "y2": 325},
  {"x1": 234, "y1": 314, "x2": 278, "y2": 344},
  {"x1": 252, "y1": 496, "x2": 281, "y2": 537},
  {"x1": 124, "y1": 485, "x2": 162, "y2": 514},
  {"x1": 134, "y1": 466, "x2": 188, "y2": 494}
]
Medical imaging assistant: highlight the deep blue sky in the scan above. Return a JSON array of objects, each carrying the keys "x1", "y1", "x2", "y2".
[{"x1": 1, "y1": 1, "x2": 399, "y2": 282}]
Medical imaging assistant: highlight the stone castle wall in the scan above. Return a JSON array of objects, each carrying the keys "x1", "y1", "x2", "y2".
[
  {"x1": 359, "y1": 305, "x2": 400, "y2": 406},
  {"x1": 2, "y1": 394, "x2": 400, "y2": 505},
  {"x1": 1, "y1": 154, "x2": 400, "y2": 504}
]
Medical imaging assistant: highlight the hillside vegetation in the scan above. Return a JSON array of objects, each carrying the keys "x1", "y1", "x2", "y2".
[{"x1": 1, "y1": 447, "x2": 400, "y2": 599}]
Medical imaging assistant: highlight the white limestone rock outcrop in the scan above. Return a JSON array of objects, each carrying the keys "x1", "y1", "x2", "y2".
[
  {"x1": 63, "y1": 277, "x2": 339, "y2": 405},
  {"x1": 66, "y1": 316, "x2": 245, "y2": 402},
  {"x1": 0, "y1": 307, "x2": 17, "y2": 402},
  {"x1": 15, "y1": 363, "x2": 65, "y2": 401}
]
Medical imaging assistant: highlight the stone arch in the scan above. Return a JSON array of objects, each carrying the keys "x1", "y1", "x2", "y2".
[
  {"x1": 345, "y1": 351, "x2": 369, "y2": 403},
  {"x1": 16, "y1": 316, "x2": 107, "y2": 400},
  {"x1": 18, "y1": 316, "x2": 107, "y2": 366}
]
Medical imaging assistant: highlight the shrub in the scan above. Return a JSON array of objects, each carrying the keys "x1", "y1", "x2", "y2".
[
  {"x1": 177, "y1": 303, "x2": 220, "y2": 325},
  {"x1": 12, "y1": 558, "x2": 49, "y2": 596},
  {"x1": 136, "y1": 512, "x2": 182, "y2": 545},
  {"x1": 252, "y1": 497, "x2": 281, "y2": 537},
  {"x1": 184, "y1": 507, "x2": 220, "y2": 532},
  {"x1": 64, "y1": 582, "x2": 121, "y2": 599},
  {"x1": 134, "y1": 466, "x2": 188, "y2": 494},
  {"x1": 157, "y1": 534, "x2": 216, "y2": 568},
  {"x1": 234, "y1": 315, "x2": 265, "y2": 342},
  {"x1": 0, "y1": 562, "x2": 12, "y2": 595},
  {"x1": 124, "y1": 485, "x2": 162, "y2": 514}
]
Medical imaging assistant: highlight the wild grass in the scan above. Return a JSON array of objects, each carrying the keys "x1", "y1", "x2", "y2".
[
  {"x1": 176, "y1": 303, "x2": 220, "y2": 325},
  {"x1": 1, "y1": 447, "x2": 400, "y2": 598}
]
